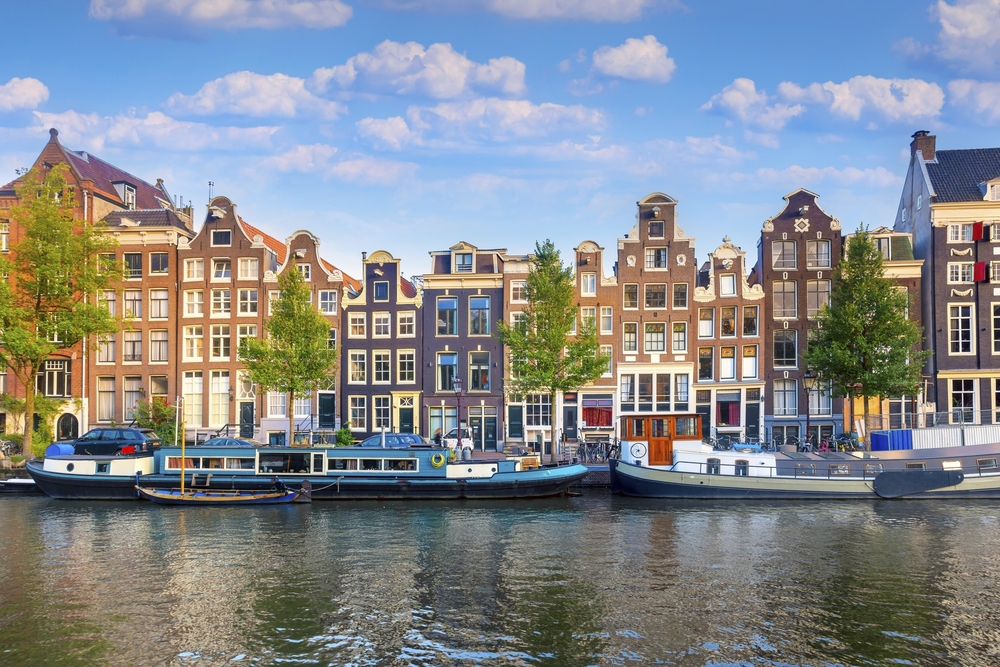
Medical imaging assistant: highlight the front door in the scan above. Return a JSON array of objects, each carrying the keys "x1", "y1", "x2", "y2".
[
  {"x1": 469, "y1": 416, "x2": 483, "y2": 450},
  {"x1": 57, "y1": 414, "x2": 79, "y2": 440},
  {"x1": 239, "y1": 402, "x2": 255, "y2": 438},
  {"x1": 484, "y1": 416, "x2": 497, "y2": 450},
  {"x1": 563, "y1": 406, "x2": 578, "y2": 440},
  {"x1": 508, "y1": 406, "x2": 523, "y2": 439},
  {"x1": 398, "y1": 407, "x2": 414, "y2": 434},
  {"x1": 318, "y1": 394, "x2": 336, "y2": 429},
  {"x1": 649, "y1": 417, "x2": 672, "y2": 466},
  {"x1": 745, "y1": 403, "x2": 760, "y2": 438}
]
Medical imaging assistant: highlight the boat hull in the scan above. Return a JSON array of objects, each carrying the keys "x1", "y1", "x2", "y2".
[
  {"x1": 609, "y1": 458, "x2": 1000, "y2": 499},
  {"x1": 136, "y1": 487, "x2": 299, "y2": 505}
]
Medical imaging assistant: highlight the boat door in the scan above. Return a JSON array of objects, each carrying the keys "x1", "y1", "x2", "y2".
[
  {"x1": 398, "y1": 407, "x2": 414, "y2": 434},
  {"x1": 239, "y1": 402, "x2": 255, "y2": 438},
  {"x1": 649, "y1": 417, "x2": 672, "y2": 466}
]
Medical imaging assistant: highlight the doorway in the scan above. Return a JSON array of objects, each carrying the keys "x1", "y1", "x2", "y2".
[
  {"x1": 239, "y1": 402, "x2": 255, "y2": 439},
  {"x1": 398, "y1": 407, "x2": 414, "y2": 433},
  {"x1": 318, "y1": 393, "x2": 336, "y2": 429},
  {"x1": 563, "y1": 406, "x2": 577, "y2": 441},
  {"x1": 57, "y1": 414, "x2": 79, "y2": 440}
]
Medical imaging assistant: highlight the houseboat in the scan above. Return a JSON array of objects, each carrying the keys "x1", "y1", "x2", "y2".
[
  {"x1": 27, "y1": 443, "x2": 588, "y2": 501},
  {"x1": 609, "y1": 414, "x2": 1000, "y2": 499}
]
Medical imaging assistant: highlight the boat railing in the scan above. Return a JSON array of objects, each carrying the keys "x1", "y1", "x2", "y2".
[{"x1": 670, "y1": 458, "x2": 1000, "y2": 480}]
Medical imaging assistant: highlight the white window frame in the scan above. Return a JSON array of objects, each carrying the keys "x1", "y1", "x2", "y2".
[
  {"x1": 949, "y1": 303, "x2": 975, "y2": 355},
  {"x1": 238, "y1": 257, "x2": 259, "y2": 280},
  {"x1": 581, "y1": 273, "x2": 597, "y2": 296},
  {"x1": 349, "y1": 351, "x2": 367, "y2": 383},
  {"x1": 349, "y1": 312, "x2": 366, "y2": 338},
  {"x1": 373, "y1": 312, "x2": 391, "y2": 338},
  {"x1": 184, "y1": 258, "x2": 204, "y2": 281},
  {"x1": 319, "y1": 290, "x2": 338, "y2": 314},
  {"x1": 397, "y1": 311, "x2": 415, "y2": 337}
]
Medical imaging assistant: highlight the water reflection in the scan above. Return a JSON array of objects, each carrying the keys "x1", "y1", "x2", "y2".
[{"x1": 2, "y1": 496, "x2": 1000, "y2": 665}]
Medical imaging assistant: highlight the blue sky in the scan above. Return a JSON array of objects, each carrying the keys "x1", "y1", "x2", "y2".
[{"x1": 2, "y1": 0, "x2": 999, "y2": 278}]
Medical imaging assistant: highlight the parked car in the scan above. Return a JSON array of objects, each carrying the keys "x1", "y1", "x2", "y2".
[
  {"x1": 441, "y1": 427, "x2": 474, "y2": 449},
  {"x1": 358, "y1": 433, "x2": 427, "y2": 448},
  {"x1": 67, "y1": 428, "x2": 161, "y2": 456}
]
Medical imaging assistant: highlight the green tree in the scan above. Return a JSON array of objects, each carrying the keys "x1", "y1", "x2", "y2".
[
  {"x1": 0, "y1": 165, "x2": 120, "y2": 458},
  {"x1": 804, "y1": 226, "x2": 929, "y2": 434},
  {"x1": 495, "y1": 240, "x2": 610, "y2": 463},
  {"x1": 238, "y1": 266, "x2": 338, "y2": 441},
  {"x1": 132, "y1": 397, "x2": 178, "y2": 447}
]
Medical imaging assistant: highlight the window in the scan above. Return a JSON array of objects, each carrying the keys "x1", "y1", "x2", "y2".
[
  {"x1": 772, "y1": 241, "x2": 796, "y2": 269},
  {"x1": 720, "y1": 274, "x2": 736, "y2": 296},
  {"x1": 673, "y1": 283, "x2": 688, "y2": 308},
  {"x1": 720, "y1": 307, "x2": 736, "y2": 337},
  {"x1": 773, "y1": 331, "x2": 797, "y2": 367},
  {"x1": 581, "y1": 307, "x2": 596, "y2": 327},
  {"x1": 97, "y1": 334, "x2": 116, "y2": 363},
  {"x1": 437, "y1": 353, "x2": 457, "y2": 391},
  {"x1": 213, "y1": 259, "x2": 231, "y2": 280},
  {"x1": 349, "y1": 351, "x2": 367, "y2": 383},
  {"x1": 649, "y1": 220, "x2": 664, "y2": 238},
  {"x1": 268, "y1": 291, "x2": 280, "y2": 315},
  {"x1": 327, "y1": 328, "x2": 336, "y2": 350},
  {"x1": 97, "y1": 377, "x2": 115, "y2": 421},
  {"x1": 212, "y1": 229, "x2": 231, "y2": 246},
  {"x1": 185, "y1": 290, "x2": 204, "y2": 316},
  {"x1": 624, "y1": 284, "x2": 639, "y2": 309},
  {"x1": 455, "y1": 253, "x2": 473, "y2": 273},
  {"x1": 675, "y1": 375, "x2": 689, "y2": 409},
  {"x1": 99, "y1": 290, "x2": 116, "y2": 316},
  {"x1": 994, "y1": 305, "x2": 1000, "y2": 353},
  {"x1": 720, "y1": 347, "x2": 736, "y2": 380},
  {"x1": 237, "y1": 324, "x2": 257, "y2": 348},
  {"x1": 150, "y1": 252, "x2": 168, "y2": 274},
  {"x1": 600, "y1": 345, "x2": 613, "y2": 376},
  {"x1": 525, "y1": 394, "x2": 551, "y2": 426},
  {"x1": 807, "y1": 280, "x2": 831, "y2": 318},
  {"x1": 742, "y1": 345, "x2": 758, "y2": 379},
  {"x1": 773, "y1": 281, "x2": 797, "y2": 319},
  {"x1": 123, "y1": 330, "x2": 142, "y2": 362},
  {"x1": 950, "y1": 305, "x2": 973, "y2": 354},
  {"x1": 644, "y1": 323, "x2": 666, "y2": 352},
  {"x1": 150, "y1": 289, "x2": 169, "y2": 319},
  {"x1": 374, "y1": 351, "x2": 391, "y2": 383},
  {"x1": 124, "y1": 289, "x2": 142, "y2": 318},
  {"x1": 699, "y1": 308, "x2": 714, "y2": 338},
  {"x1": 645, "y1": 284, "x2": 666, "y2": 308},
  {"x1": 398, "y1": 311, "x2": 415, "y2": 337},
  {"x1": 123, "y1": 185, "x2": 136, "y2": 209},
  {"x1": 638, "y1": 374, "x2": 653, "y2": 411},
  {"x1": 774, "y1": 379, "x2": 798, "y2": 416},
  {"x1": 470, "y1": 352, "x2": 490, "y2": 391},
  {"x1": 184, "y1": 325, "x2": 204, "y2": 360},
  {"x1": 151, "y1": 376, "x2": 168, "y2": 399},
  {"x1": 268, "y1": 391, "x2": 287, "y2": 419},
  {"x1": 350, "y1": 396, "x2": 366, "y2": 429},
  {"x1": 209, "y1": 371, "x2": 230, "y2": 427},
  {"x1": 806, "y1": 240, "x2": 831, "y2": 268},
  {"x1": 398, "y1": 350, "x2": 415, "y2": 383},
  {"x1": 511, "y1": 280, "x2": 527, "y2": 302},
  {"x1": 876, "y1": 237, "x2": 891, "y2": 260},
  {"x1": 952, "y1": 379, "x2": 975, "y2": 423},
  {"x1": 948, "y1": 262, "x2": 974, "y2": 283},
  {"x1": 645, "y1": 247, "x2": 667, "y2": 269},
  {"x1": 185, "y1": 258, "x2": 204, "y2": 280},
  {"x1": 373, "y1": 312, "x2": 391, "y2": 338},
  {"x1": 373, "y1": 281, "x2": 389, "y2": 302},
  {"x1": 672, "y1": 322, "x2": 687, "y2": 352},
  {"x1": 212, "y1": 289, "x2": 231, "y2": 315},
  {"x1": 581, "y1": 273, "x2": 596, "y2": 296},
  {"x1": 319, "y1": 290, "x2": 338, "y2": 314},
  {"x1": 437, "y1": 297, "x2": 457, "y2": 335},
  {"x1": 582, "y1": 396, "x2": 614, "y2": 426},
  {"x1": 238, "y1": 258, "x2": 259, "y2": 280},
  {"x1": 698, "y1": 348, "x2": 713, "y2": 380},
  {"x1": 470, "y1": 296, "x2": 491, "y2": 335},
  {"x1": 124, "y1": 253, "x2": 142, "y2": 279},
  {"x1": 239, "y1": 289, "x2": 258, "y2": 314},
  {"x1": 809, "y1": 381, "x2": 833, "y2": 416},
  {"x1": 620, "y1": 375, "x2": 635, "y2": 407},
  {"x1": 743, "y1": 305, "x2": 758, "y2": 336},
  {"x1": 374, "y1": 396, "x2": 391, "y2": 429},
  {"x1": 150, "y1": 329, "x2": 168, "y2": 362},
  {"x1": 183, "y1": 371, "x2": 204, "y2": 427},
  {"x1": 349, "y1": 313, "x2": 366, "y2": 338},
  {"x1": 211, "y1": 325, "x2": 230, "y2": 360},
  {"x1": 948, "y1": 224, "x2": 973, "y2": 242},
  {"x1": 623, "y1": 323, "x2": 638, "y2": 352},
  {"x1": 297, "y1": 264, "x2": 311, "y2": 280},
  {"x1": 600, "y1": 307, "x2": 613, "y2": 334},
  {"x1": 0, "y1": 222, "x2": 8, "y2": 252}
]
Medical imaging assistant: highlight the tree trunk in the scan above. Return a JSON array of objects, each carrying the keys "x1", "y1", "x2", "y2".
[
  {"x1": 288, "y1": 389, "x2": 295, "y2": 447},
  {"x1": 863, "y1": 396, "x2": 871, "y2": 448},
  {"x1": 22, "y1": 378, "x2": 35, "y2": 460},
  {"x1": 549, "y1": 390, "x2": 558, "y2": 465}
]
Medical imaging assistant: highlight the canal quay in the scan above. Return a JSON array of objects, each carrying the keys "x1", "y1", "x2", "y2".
[{"x1": 2, "y1": 494, "x2": 999, "y2": 666}]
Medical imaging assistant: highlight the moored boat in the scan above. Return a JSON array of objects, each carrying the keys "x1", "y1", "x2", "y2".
[
  {"x1": 609, "y1": 413, "x2": 1000, "y2": 499},
  {"x1": 135, "y1": 486, "x2": 303, "y2": 505}
]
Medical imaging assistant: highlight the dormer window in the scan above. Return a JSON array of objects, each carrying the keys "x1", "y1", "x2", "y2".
[
  {"x1": 211, "y1": 230, "x2": 231, "y2": 246},
  {"x1": 455, "y1": 253, "x2": 473, "y2": 273},
  {"x1": 992, "y1": 184, "x2": 1000, "y2": 201},
  {"x1": 124, "y1": 185, "x2": 136, "y2": 210},
  {"x1": 875, "y1": 237, "x2": 891, "y2": 260},
  {"x1": 373, "y1": 281, "x2": 389, "y2": 302},
  {"x1": 297, "y1": 264, "x2": 311, "y2": 280}
]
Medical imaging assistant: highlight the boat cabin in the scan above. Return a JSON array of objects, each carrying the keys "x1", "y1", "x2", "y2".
[{"x1": 620, "y1": 414, "x2": 703, "y2": 466}]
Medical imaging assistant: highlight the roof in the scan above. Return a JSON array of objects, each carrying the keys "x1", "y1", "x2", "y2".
[
  {"x1": 925, "y1": 148, "x2": 1000, "y2": 203},
  {"x1": 320, "y1": 258, "x2": 361, "y2": 291},
  {"x1": 238, "y1": 217, "x2": 287, "y2": 264},
  {"x1": 400, "y1": 278, "x2": 417, "y2": 298},
  {"x1": 103, "y1": 209, "x2": 190, "y2": 230}
]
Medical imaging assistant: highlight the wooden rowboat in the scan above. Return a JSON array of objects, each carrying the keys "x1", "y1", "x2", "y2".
[{"x1": 135, "y1": 486, "x2": 306, "y2": 505}]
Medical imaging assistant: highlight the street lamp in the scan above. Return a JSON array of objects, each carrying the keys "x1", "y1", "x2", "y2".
[
  {"x1": 452, "y1": 376, "x2": 464, "y2": 452},
  {"x1": 802, "y1": 370, "x2": 818, "y2": 448}
]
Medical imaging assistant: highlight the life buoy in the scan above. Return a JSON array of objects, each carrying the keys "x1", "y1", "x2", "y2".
[{"x1": 430, "y1": 453, "x2": 446, "y2": 468}]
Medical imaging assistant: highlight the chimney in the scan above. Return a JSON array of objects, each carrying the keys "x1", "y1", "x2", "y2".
[
  {"x1": 910, "y1": 130, "x2": 935, "y2": 161},
  {"x1": 362, "y1": 251, "x2": 367, "y2": 262}
]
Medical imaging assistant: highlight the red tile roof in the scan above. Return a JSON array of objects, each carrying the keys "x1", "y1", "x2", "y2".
[
  {"x1": 238, "y1": 217, "x2": 287, "y2": 264},
  {"x1": 400, "y1": 278, "x2": 417, "y2": 298},
  {"x1": 321, "y1": 258, "x2": 361, "y2": 291}
]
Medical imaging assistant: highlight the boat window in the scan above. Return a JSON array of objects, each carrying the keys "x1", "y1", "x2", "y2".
[
  {"x1": 167, "y1": 456, "x2": 201, "y2": 469},
  {"x1": 361, "y1": 459, "x2": 383, "y2": 471},
  {"x1": 675, "y1": 417, "x2": 697, "y2": 437},
  {"x1": 906, "y1": 462, "x2": 927, "y2": 470},
  {"x1": 96, "y1": 462, "x2": 110, "y2": 474},
  {"x1": 650, "y1": 419, "x2": 667, "y2": 437},
  {"x1": 707, "y1": 458, "x2": 721, "y2": 475},
  {"x1": 977, "y1": 458, "x2": 998, "y2": 469},
  {"x1": 203, "y1": 457, "x2": 224, "y2": 469},
  {"x1": 631, "y1": 419, "x2": 645, "y2": 437},
  {"x1": 795, "y1": 463, "x2": 816, "y2": 476},
  {"x1": 312, "y1": 453, "x2": 325, "y2": 473},
  {"x1": 735, "y1": 460, "x2": 749, "y2": 476},
  {"x1": 864, "y1": 463, "x2": 884, "y2": 476},
  {"x1": 226, "y1": 458, "x2": 255, "y2": 470},
  {"x1": 386, "y1": 459, "x2": 416, "y2": 471},
  {"x1": 830, "y1": 464, "x2": 851, "y2": 476},
  {"x1": 942, "y1": 460, "x2": 962, "y2": 470},
  {"x1": 329, "y1": 458, "x2": 359, "y2": 471}
]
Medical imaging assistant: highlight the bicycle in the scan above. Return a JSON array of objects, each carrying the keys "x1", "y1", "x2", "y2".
[{"x1": 0, "y1": 439, "x2": 16, "y2": 457}]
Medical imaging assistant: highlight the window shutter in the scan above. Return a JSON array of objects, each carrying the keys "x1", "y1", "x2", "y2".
[
  {"x1": 975, "y1": 261, "x2": 987, "y2": 282},
  {"x1": 974, "y1": 221, "x2": 985, "y2": 241}
]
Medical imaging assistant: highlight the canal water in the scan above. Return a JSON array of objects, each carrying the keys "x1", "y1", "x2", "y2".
[{"x1": 1, "y1": 494, "x2": 999, "y2": 666}]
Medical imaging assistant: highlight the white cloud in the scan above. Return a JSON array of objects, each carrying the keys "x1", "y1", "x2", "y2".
[
  {"x1": 311, "y1": 40, "x2": 526, "y2": 99},
  {"x1": 166, "y1": 71, "x2": 346, "y2": 119},
  {"x1": 948, "y1": 78, "x2": 1000, "y2": 122},
  {"x1": 512, "y1": 139, "x2": 630, "y2": 162},
  {"x1": 895, "y1": 0, "x2": 1000, "y2": 71},
  {"x1": 407, "y1": 97, "x2": 605, "y2": 141},
  {"x1": 486, "y1": 0, "x2": 671, "y2": 21},
  {"x1": 32, "y1": 110, "x2": 278, "y2": 152},
  {"x1": 701, "y1": 78, "x2": 805, "y2": 131},
  {"x1": 356, "y1": 116, "x2": 415, "y2": 150},
  {"x1": 592, "y1": 35, "x2": 675, "y2": 83},
  {"x1": 261, "y1": 144, "x2": 416, "y2": 184},
  {"x1": 0, "y1": 77, "x2": 49, "y2": 112},
  {"x1": 778, "y1": 76, "x2": 944, "y2": 122},
  {"x1": 727, "y1": 165, "x2": 901, "y2": 189},
  {"x1": 89, "y1": 0, "x2": 352, "y2": 30},
  {"x1": 261, "y1": 143, "x2": 339, "y2": 171},
  {"x1": 744, "y1": 129, "x2": 779, "y2": 148}
]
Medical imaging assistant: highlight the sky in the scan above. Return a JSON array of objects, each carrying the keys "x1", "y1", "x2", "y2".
[{"x1": 2, "y1": 0, "x2": 1000, "y2": 280}]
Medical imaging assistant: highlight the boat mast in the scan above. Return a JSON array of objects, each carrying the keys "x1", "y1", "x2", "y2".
[{"x1": 177, "y1": 396, "x2": 185, "y2": 495}]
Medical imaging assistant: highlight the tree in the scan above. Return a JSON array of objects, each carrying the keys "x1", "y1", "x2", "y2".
[
  {"x1": 0, "y1": 165, "x2": 120, "y2": 458},
  {"x1": 238, "y1": 266, "x2": 338, "y2": 442},
  {"x1": 804, "y1": 226, "x2": 929, "y2": 435},
  {"x1": 495, "y1": 240, "x2": 610, "y2": 463},
  {"x1": 132, "y1": 397, "x2": 178, "y2": 448}
]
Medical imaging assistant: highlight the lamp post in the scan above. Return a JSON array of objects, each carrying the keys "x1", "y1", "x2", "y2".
[
  {"x1": 803, "y1": 370, "x2": 817, "y2": 448},
  {"x1": 453, "y1": 376, "x2": 464, "y2": 452}
]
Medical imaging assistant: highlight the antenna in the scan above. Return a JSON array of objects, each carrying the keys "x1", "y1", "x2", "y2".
[{"x1": 208, "y1": 181, "x2": 214, "y2": 202}]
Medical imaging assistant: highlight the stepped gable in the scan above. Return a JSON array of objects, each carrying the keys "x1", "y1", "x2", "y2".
[{"x1": 926, "y1": 148, "x2": 1000, "y2": 203}]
